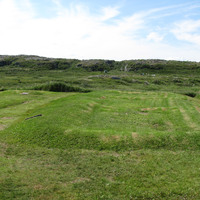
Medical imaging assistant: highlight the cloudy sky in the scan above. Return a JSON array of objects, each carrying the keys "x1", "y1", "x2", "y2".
[{"x1": 0, "y1": 0, "x2": 200, "y2": 61}]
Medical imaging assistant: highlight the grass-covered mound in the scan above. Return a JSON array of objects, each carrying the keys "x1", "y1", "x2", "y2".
[{"x1": 3, "y1": 90, "x2": 200, "y2": 151}]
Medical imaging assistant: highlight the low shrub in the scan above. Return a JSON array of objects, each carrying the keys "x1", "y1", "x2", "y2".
[
  {"x1": 33, "y1": 82, "x2": 91, "y2": 93},
  {"x1": 0, "y1": 87, "x2": 6, "y2": 92},
  {"x1": 184, "y1": 92, "x2": 197, "y2": 98}
]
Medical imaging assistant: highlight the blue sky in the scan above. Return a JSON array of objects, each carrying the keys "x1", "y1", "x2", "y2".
[{"x1": 0, "y1": 0, "x2": 200, "y2": 61}]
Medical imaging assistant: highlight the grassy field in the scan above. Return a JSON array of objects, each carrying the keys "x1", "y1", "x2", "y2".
[
  {"x1": 0, "y1": 56, "x2": 200, "y2": 199},
  {"x1": 0, "y1": 89, "x2": 200, "y2": 199},
  {"x1": 2, "y1": 90, "x2": 200, "y2": 150}
]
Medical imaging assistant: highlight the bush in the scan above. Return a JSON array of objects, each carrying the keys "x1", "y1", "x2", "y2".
[
  {"x1": 33, "y1": 82, "x2": 91, "y2": 93},
  {"x1": 184, "y1": 92, "x2": 197, "y2": 98},
  {"x1": 0, "y1": 87, "x2": 6, "y2": 92}
]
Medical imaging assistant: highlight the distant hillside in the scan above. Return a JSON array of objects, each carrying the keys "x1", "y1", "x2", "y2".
[{"x1": 0, "y1": 55, "x2": 200, "y2": 74}]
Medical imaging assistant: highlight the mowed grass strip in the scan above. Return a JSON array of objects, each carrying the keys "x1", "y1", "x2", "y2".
[{"x1": 1, "y1": 90, "x2": 200, "y2": 150}]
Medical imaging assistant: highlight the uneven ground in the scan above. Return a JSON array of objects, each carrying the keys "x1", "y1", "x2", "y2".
[
  {"x1": 1, "y1": 56, "x2": 200, "y2": 199},
  {"x1": 1, "y1": 90, "x2": 200, "y2": 199}
]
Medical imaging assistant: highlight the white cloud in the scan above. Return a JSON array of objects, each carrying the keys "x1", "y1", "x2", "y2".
[
  {"x1": 0, "y1": 0, "x2": 200, "y2": 61},
  {"x1": 100, "y1": 6, "x2": 120, "y2": 21},
  {"x1": 147, "y1": 32, "x2": 164, "y2": 42},
  {"x1": 172, "y1": 20, "x2": 200, "y2": 46}
]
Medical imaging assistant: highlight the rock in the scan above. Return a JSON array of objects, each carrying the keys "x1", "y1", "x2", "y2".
[
  {"x1": 111, "y1": 77, "x2": 121, "y2": 80},
  {"x1": 21, "y1": 92, "x2": 29, "y2": 95}
]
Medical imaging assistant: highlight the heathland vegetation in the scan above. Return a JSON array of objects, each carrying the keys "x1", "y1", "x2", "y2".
[{"x1": 0, "y1": 55, "x2": 200, "y2": 199}]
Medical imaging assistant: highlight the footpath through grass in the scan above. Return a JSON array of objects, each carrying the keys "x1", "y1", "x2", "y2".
[{"x1": 1, "y1": 90, "x2": 200, "y2": 199}]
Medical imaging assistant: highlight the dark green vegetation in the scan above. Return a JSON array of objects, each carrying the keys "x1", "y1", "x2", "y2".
[
  {"x1": 0, "y1": 55, "x2": 200, "y2": 199},
  {"x1": 33, "y1": 82, "x2": 90, "y2": 93}
]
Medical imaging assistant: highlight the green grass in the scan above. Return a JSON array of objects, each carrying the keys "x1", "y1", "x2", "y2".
[
  {"x1": 0, "y1": 90, "x2": 200, "y2": 199},
  {"x1": 0, "y1": 90, "x2": 75, "y2": 130},
  {"x1": 1, "y1": 56, "x2": 200, "y2": 199},
  {"x1": 2, "y1": 90, "x2": 200, "y2": 151},
  {"x1": 1, "y1": 143, "x2": 200, "y2": 200}
]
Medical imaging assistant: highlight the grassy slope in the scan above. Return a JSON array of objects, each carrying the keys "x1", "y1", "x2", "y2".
[{"x1": 1, "y1": 90, "x2": 200, "y2": 199}]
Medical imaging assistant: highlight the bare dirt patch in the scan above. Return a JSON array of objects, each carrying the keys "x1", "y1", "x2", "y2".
[
  {"x1": 23, "y1": 101, "x2": 31, "y2": 104},
  {"x1": 141, "y1": 107, "x2": 167, "y2": 112},
  {"x1": 132, "y1": 132, "x2": 138, "y2": 139},
  {"x1": 195, "y1": 106, "x2": 200, "y2": 113},
  {"x1": 33, "y1": 185, "x2": 44, "y2": 190},
  {"x1": 139, "y1": 112, "x2": 148, "y2": 115},
  {"x1": 141, "y1": 108, "x2": 157, "y2": 111},
  {"x1": 101, "y1": 135, "x2": 121, "y2": 142},
  {"x1": 0, "y1": 125, "x2": 5, "y2": 131},
  {"x1": 1, "y1": 117, "x2": 13, "y2": 120},
  {"x1": 71, "y1": 178, "x2": 90, "y2": 184}
]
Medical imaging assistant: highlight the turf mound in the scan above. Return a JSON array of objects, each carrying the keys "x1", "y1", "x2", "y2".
[{"x1": 2, "y1": 91, "x2": 200, "y2": 151}]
